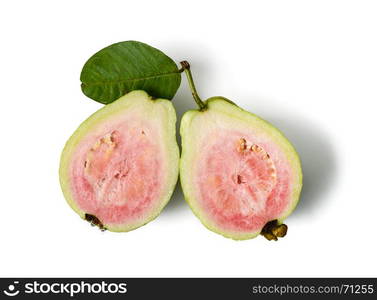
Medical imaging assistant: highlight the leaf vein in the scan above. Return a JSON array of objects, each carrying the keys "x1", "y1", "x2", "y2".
[{"x1": 82, "y1": 71, "x2": 179, "y2": 87}]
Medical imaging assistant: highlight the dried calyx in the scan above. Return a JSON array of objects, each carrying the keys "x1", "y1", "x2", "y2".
[
  {"x1": 85, "y1": 214, "x2": 106, "y2": 231},
  {"x1": 260, "y1": 220, "x2": 288, "y2": 241}
]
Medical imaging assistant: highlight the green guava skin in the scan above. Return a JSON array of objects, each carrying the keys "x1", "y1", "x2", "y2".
[
  {"x1": 59, "y1": 90, "x2": 180, "y2": 232},
  {"x1": 180, "y1": 97, "x2": 302, "y2": 240}
]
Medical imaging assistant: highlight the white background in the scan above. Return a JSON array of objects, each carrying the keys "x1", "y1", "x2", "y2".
[{"x1": 1, "y1": 0, "x2": 376, "y2": 277}]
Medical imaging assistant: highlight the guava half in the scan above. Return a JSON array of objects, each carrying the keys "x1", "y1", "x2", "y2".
[
  {"x1": 59, "y1": 90, "x2": 179, "y2": 232},
  {"x1": 179, "y1": 63, "x2": 302, "y2": 240}
]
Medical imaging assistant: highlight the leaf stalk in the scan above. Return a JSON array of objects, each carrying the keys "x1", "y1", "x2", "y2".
[{"x1": 180, "y1": 61, "x2": 206, "y2": 110}]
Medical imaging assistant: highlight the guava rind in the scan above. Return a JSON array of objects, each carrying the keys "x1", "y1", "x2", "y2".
[
  {"x1": 59, "y1": 90, "x2": 179, "y2": 232},
  {"x1": 180, "y1": 97, "x2": 302, "y2": 240}
]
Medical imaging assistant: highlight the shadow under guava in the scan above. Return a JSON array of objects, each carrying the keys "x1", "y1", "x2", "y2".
[
  {"x1": 260, "y1": 112, "x2": 338, "y2": 219},
  {"x1": 163, "y1": 93, "x2": 338, "y2": 219}
]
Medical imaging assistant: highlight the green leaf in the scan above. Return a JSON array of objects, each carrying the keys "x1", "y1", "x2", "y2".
[{"x1": 80, "y1": 41, "x2": 181, "y2": 104}]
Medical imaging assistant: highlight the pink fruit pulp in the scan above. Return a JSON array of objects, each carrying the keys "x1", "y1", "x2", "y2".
[
  {"x1": 197, "y1": 130, "x2": 292, "y2": 233},
  {"x1": 69, "y1": 118, "x2": 163, "y2": 226}
]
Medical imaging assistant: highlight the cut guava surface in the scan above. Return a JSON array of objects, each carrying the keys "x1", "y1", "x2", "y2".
[
  {"x1": 180, "y1": 98, "x2": 302, "y2": 240},
  {"x1": 59, "y1": 91, "x2": 179, "y2": 232}
]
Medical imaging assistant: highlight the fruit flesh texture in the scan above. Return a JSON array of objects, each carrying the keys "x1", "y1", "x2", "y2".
[
  {"x1": 180, "y1": 98, "x2": 302, "y2": 240},
  {"x1": 59, "y1": 91, "x2": 179, "y2": 232}
]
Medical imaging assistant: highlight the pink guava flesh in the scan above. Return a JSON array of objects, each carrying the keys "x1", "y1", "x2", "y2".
[
  {"x1": 197, "y1": 130, "x2": 292, "y2": 233},
  {"x1": 69, "y1": 118, "x2": 163, "y2": 226}
]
